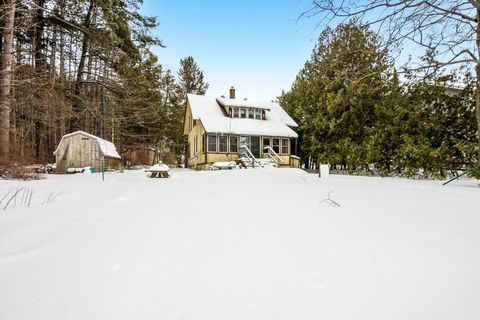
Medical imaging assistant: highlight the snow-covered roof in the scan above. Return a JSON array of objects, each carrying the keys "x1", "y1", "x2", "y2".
[
  {"x1": 53, "y1": 131, "x2": 121, "y2": 159},
  {"x1": 216, "y1": 97, "x2": 272, "y2": 110},
  {"x1": 187, "y1": 94, "x2": 298, "y2": 138}
]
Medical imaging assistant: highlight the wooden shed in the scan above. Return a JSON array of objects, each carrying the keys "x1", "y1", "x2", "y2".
[{"x1": 53, "y1": 131, "x2": 122, "y2": 173}]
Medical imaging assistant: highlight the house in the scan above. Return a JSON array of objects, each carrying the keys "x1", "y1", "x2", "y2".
[
  {"x1": 53, "y1": 131, "x2": 122, "y2": 173},
  {"x1": 183, "y1": 87, "x2": 300, "y2": 169}
]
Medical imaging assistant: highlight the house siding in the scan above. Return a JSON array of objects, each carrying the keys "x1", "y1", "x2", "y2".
[{"x1": 184, "y1": 96, "x2": 300, "y2": 169}]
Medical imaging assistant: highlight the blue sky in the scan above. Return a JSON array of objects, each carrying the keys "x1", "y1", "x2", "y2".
[{"x1": 141, "y1": 0, "x2": 319, "y2": 101}]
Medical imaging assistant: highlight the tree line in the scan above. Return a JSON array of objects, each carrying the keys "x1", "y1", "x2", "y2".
[
  {"x1": 279, "y1": 22, "x2": 478, "y2": 177},
  {"x1": 0, "y1": 0, "x2": 208, "y2": 167}
]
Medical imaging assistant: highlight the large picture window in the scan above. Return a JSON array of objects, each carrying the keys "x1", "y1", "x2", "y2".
[
  {"x1": 272, "y1": 138, "x2": 280, "y2": 153},
  {"x1": 219, "y1": 135, "x2": 228, "y2": 153},
  {"x1": 281, "y1": 138, "x2": 289, "y2": 154},
  {"x1": 230, "y1": 136, "x2": 238, "y2": 153},
  {"x1": 207, "y1": 135, "x2": 217, "y2": 152}
]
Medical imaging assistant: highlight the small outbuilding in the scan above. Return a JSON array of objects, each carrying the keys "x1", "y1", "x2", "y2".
[
  {"x1": 53, "y1": 131, "x2": 122, "y2": 173},
  {"x1": 121, "y1": 147, "x2": 159, "y2": 167}
]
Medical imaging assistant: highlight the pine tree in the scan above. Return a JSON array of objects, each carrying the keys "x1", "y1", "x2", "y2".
[{"x1": 178, "y1": 56, "x2": 209, "y2": 96}]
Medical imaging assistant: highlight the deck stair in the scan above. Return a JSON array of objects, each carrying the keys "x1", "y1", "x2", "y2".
[{"x1": 238, "y1": 145, "x2": 280, "y2": 169}]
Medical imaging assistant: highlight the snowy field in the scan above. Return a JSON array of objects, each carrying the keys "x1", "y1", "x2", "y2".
[{"x1": 0, "y1": 169, "x2": 479, "y2": 320}]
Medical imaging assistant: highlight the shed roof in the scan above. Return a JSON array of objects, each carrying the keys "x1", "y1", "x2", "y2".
[
  {"x1": 53, "y1": 131, "x2": 121, "y2": 159},
  {"x1": 187, "y1": 94, "x2": 298, "y2": 138}
]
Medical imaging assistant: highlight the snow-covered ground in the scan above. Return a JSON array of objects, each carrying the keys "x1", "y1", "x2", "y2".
[{"x1": 0, "y1": 169, "x2": 479, "y2": 320}]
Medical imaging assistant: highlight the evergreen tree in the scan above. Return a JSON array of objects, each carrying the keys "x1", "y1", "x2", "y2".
[
  {"x1": 280, "y1": 22, "x2": 390, "y2": 171},
  {"x1": 281, "y1": 23, "x2": 477, "y2": 177},
  {"x1": 178, "y1": 56, "x2": 209, "y2": 95},
  {"x1": 399, "y1": 70, "x2": 477, "y2": 177}
]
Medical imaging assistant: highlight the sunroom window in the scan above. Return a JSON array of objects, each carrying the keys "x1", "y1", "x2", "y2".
[
  {"x1": 272, "y1": 138, "x2": 280, "y2": 153},
  {"x1": 230, "y1": 136, "x2": 238, "y2": 153},
  {"x1": 281, "y1": 138, "x2": 289, "y2": 154},
  {"x1": 207, "y1": 135, "x2": 217, "y2": 152},
  {"x1": 219, "y1": 135, "x2": 228, "y2": 152}
]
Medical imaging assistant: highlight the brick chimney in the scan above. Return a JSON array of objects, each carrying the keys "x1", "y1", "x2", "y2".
[{"x1": 229, "y1": 86, "x2": 235, "y2": 99}]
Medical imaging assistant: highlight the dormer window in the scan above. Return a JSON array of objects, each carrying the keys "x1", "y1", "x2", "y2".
[
  {"x1": 230, "y1": 106, "x2": 266, "y2": 120},
  {"x1": 240, "y1": 108, "x2": 247, "y2": 118},
  {"x1": 248, "y1": 108, "x2": 254, "y2": 119}
]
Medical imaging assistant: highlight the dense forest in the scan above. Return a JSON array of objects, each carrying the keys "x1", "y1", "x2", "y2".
[
  {"x1": 280, "y1": 22, "x2": 478, "y2": 178},
  {"x1": 0, "y1": 0, "x2": 208, "y2": 169}
]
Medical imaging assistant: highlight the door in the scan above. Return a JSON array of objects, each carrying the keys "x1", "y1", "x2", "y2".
[
  {"x1": 250, "y1": 136, "x2": 260, "y2": 158},
  {"x1": 240, "y1": 136, "x2": 250, "y2": 150}
]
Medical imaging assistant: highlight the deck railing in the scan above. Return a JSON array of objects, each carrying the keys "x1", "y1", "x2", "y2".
[{"x1": 263, "y1": 146, "x2": 284, "y2": 165}]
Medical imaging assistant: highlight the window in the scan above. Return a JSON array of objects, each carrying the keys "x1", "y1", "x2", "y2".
[
  {"x1": 248, "y1": 108, "x2": 254, "y2": 119},
  {"x1": 202, "y1": 134, "x2": 205, "y2": 152},
  {"x1": 240, "y1": 108, "x2": 246, "y2": 118},
  {"x1": 230, "y1": 136, "x2": 238, "y2": 153},
  {"x1": 194, "y1": 136, "x2": 198, "y2": 154},
  {"x1": 281, "y1": 138, "x2": 289, "y2": 154},
  {"x1": 254, "y1": 109, "x2": 261, "y2": 120},
  {"x1": 233, "y1": 107, "x2": 239, "y2": 118},
  {"x1": 290, "y1": 138, "x2": 297, "y2": 156},
  {"x1": 219, "y1": 135, "x2": 228, "y2": 153},
  {"x1": 207, "y1": 135, "x2": 217, "y2": 152},
  {"x1": 272, "y1": 138, "x2": 280, "y2": 153},
  {"x1": 263, "y1": 137, "x2": 270, "y2": 150}
]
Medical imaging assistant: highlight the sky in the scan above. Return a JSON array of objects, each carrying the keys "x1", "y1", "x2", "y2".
[{"x1": 141, "y1": 0, "x2": 319, "y2": 101}]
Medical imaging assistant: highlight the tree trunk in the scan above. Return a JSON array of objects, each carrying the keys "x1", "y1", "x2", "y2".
[
  {"x1": 59, "y1": 0, "x2": 65, "y2": 83},
  {"x1": 476, "y1": 9, "x2": 480, "y2": 165},
  {"x1": 33, "y1": 0, "x2": 45, "y2": 70},
  {"x1": 71, "y1": 0, "x2": 94, "y2": 131},
  {"x1": 0, "y1": 0, "x2": 16, "y2": 158},
  {"x1": 0, "y1": 0, "x2": 4, "y2": 68},
  {"x1": 50, "y1": 18, "x2": 58, "y2": 82}
]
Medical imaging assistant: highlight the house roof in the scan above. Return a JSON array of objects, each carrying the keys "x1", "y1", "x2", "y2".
[
  {"x1": 216, "y1": 97, "x2": 272, "y2": 110},
  {"x1": 53, "y1": 131, "x2": 121, "y2": 159},
  {"x1": 187, "y1": 94, "x2": 298, "y2": 138}
]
